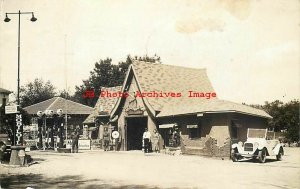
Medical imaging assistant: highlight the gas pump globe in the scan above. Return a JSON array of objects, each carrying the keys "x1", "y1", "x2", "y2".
[
  {"x1": 57, "y1": 109, "x2": 63, "y2": 116},
  {"x1": 36, "y1": 109, "x2": 65, "y2": 150}
]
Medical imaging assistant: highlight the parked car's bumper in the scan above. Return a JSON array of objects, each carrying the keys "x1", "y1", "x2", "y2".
[{"x1": 234, "y1": 152, "x2": 257, "y2": 159}]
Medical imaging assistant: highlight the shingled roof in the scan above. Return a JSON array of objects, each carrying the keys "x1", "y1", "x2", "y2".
[
  {"x1": 132, "y1": 61, "x2": 216, "y2": 112},
  {"x1": 158, "y1": 99, "x2": 271, "y2": 118},
  {"x1": 83, "y1": 86, "x2": 122, "y2": 124},
  {"x1": 111, "y1": 61, "x2": 271, "y2": 119},
  {"x1": 24, "y1": 97, "x2": 93, "y2": 115}
]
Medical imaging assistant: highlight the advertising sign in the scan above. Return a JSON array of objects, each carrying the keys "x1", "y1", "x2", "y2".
[
  {"x1": 15, "y1": 113, "x2": 23, "y2": 145},
  {"x1": 5, "y1": 105, "x2": 18, "y2": 114},
  {"x1": 78, "y1": 139, "x2": 91, "y2": 150}
]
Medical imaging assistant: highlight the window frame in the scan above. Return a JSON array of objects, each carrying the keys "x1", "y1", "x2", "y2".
[{"x1": 188, "y1": 124, "x2": 201, "y2": 139}]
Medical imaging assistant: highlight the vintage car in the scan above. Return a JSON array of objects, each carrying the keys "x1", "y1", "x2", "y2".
[
  {"x1": 231, "y1": 128, "x2": 284, "y2": 163},
  {"x1": 0, "y1": 133, "x2": 12, "y2": 154}
]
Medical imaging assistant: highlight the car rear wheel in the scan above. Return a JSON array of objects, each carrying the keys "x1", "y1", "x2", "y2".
[
  {"x1": 276, "y1": 148, "x2": 283, "y2": 161},
  {"x1": 258, "y1": 148, "x2": 266, "y2": 163}
]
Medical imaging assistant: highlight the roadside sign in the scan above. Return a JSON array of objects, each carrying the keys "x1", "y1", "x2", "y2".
[
  {"x1": 5, "y1": 105, "x2": 19, "y2": 114},
  {"x1": 78, "y1": 139, "x2": 91, "y2": 150},
  {"x1": 112, "y1": 131, "x2": 120, "y2": 139}
]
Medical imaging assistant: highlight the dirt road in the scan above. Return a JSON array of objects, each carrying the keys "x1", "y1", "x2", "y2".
[{"x1": 0, "y1": 148, "x2": 299, "y2": 189}]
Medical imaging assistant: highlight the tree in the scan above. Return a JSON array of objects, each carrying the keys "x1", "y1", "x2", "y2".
[
  {"x1": 58, "y1": 89, "x2": 73, "y2": 100},
  {"x1": 73, "y1": 54, "x2": 161, "y2": 106},
  {"x1": 248, "y1": 100, "x2": 299, "y2": 142},
  {"x1": 19, "y1": 78, "x2": 56, "y2": 108},
  {"x1": 282, "y1": 100, "x2": 299, "y2": 143}
]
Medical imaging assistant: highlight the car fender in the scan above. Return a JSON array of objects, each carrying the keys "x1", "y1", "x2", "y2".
[
  {"x1": 257, "y1": 145, "x2": 264, "y2": 150},
  {"x1": 232, "y1": 143, "x2": 239, "y2": 149},
  {"x1": 257, "y1": 140, "x2": 267, "y2": 150},
  {"x1": 272, "y1": 144, "x2": 283, "y2": 155},
  {"x1": 232, "y1": 143, "x2": 243, "y2": 153}
]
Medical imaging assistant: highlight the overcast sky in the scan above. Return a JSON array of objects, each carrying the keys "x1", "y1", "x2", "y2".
[{"x1": 0, "y1": 0, "x2": 299, "y2": 105}]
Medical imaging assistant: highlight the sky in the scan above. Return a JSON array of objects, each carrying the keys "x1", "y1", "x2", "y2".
[{"x1": 0, "y1": 0, "x2": 299, "y2": 105}]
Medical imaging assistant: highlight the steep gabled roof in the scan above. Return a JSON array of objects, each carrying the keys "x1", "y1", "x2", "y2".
[
  {"x1": 110, "y1": 61, "x2": 216, "y2": 117},
  {"x1": 111, "y1": 61, "x2": 271, "y2": 119},
  {"x1": 24, "y1": 97, "x2": 93, "y2": 115},
  {"x1": 83, "y1": 86, "x2": 122, "y2": 124}
]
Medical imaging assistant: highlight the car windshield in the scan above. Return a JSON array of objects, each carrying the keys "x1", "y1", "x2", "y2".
[{"x1": 248, "y1": 129, "x2": 266, "y2": 138}]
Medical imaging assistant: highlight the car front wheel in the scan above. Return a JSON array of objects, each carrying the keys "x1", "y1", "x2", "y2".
[{"x1": 258, "y1": 149, "x2": 267, "y2": 163}]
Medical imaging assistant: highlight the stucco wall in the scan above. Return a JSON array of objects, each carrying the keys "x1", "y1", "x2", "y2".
[
  {"x1": 158, "y1": 113, "x2": 268, "y2": 158},
  {"x1": 158, "y1": 114, "x2": 230, "y2": 146},
  {"x1": 208, "y1": 114, "x2": 230, "y2": 146},
  {"x1": 158, "y1": 114, "x2": 231, "y2": 157}
]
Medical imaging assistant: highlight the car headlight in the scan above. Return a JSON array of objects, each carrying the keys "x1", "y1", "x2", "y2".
[{"x1": 254, "y1": 142, "x2": 259, "y2": 149}]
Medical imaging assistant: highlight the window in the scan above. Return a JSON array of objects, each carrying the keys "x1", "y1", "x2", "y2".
[
  {"x1": 2, "y1": 98, "x2": 6, "y2": 106},
  {"x1": 187, "y1": 124, "x2": 200, "y2": 139}
]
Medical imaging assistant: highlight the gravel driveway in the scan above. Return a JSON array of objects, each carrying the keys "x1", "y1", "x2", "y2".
[{"x1": 0, "y1": 147, "x2": 299, "y2": 189}]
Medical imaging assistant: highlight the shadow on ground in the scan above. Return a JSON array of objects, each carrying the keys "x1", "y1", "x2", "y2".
[
  {"x1": 236, "y1": 158, "x2": 278, "y2": 164},
  {"x1": 0, "y1": 174, "x2": 173, "y2": 189}
]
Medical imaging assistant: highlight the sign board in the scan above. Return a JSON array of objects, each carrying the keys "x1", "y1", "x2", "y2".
[
  {"x1": 78, "y1": 139, "x2": 91, "y2": 150},
  {"x1": 5, "y1": 105, "x2": 18, "y2": 114},
  {"x1": 159, "y1": 124, "x2": 175, "y2": 129},
  {"x1": 187, "y1": 125, "x2": 198, "y2": 128},
  {"x1": 15, "y1": 113, "x2": 23, "y2": 145},
  {"x1": 111, "y1": 131, "x2": 120, "y2": 139}
]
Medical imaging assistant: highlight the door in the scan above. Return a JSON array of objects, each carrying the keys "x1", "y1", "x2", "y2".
[{"x1": 126, "y1": 117, "x2": 147, "y2": 150}]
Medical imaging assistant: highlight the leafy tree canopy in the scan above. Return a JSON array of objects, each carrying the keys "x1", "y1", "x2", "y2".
[
  {"x1": 247, "y1": 100, "x2": 299, "y2": 142},
  {"x1": 19, "y1": 78, "x2": 56, "y2": 108}
]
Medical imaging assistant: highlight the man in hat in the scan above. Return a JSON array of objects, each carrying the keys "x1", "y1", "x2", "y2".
[{"x1": 142, "y1": 128, "x2": 151, "y2": 153}]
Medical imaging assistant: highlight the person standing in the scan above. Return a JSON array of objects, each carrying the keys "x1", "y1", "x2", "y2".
[
  {"x1": 168, "y1": 129, "x2": 173, "y2": 147},
  {"x1": 173, "y1": 130, "x2": 180, "y2": 147},
  {"x1": 142, "y1": 128, "x2": 151, "y2": 153},
  {"x1": 103, "y1": 127, "x2": 110, "y2": 151},
  {"x1": 71, "y1": 126, "x2": 80, "y2": 153},
  {"x1": 152, "y1": 129, "x2": 160, "y2": 153}
]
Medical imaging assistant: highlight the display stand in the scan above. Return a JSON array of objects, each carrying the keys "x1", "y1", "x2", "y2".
[{"x1": 9, "y1": 145, "x2": 26, "y2": 166}]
